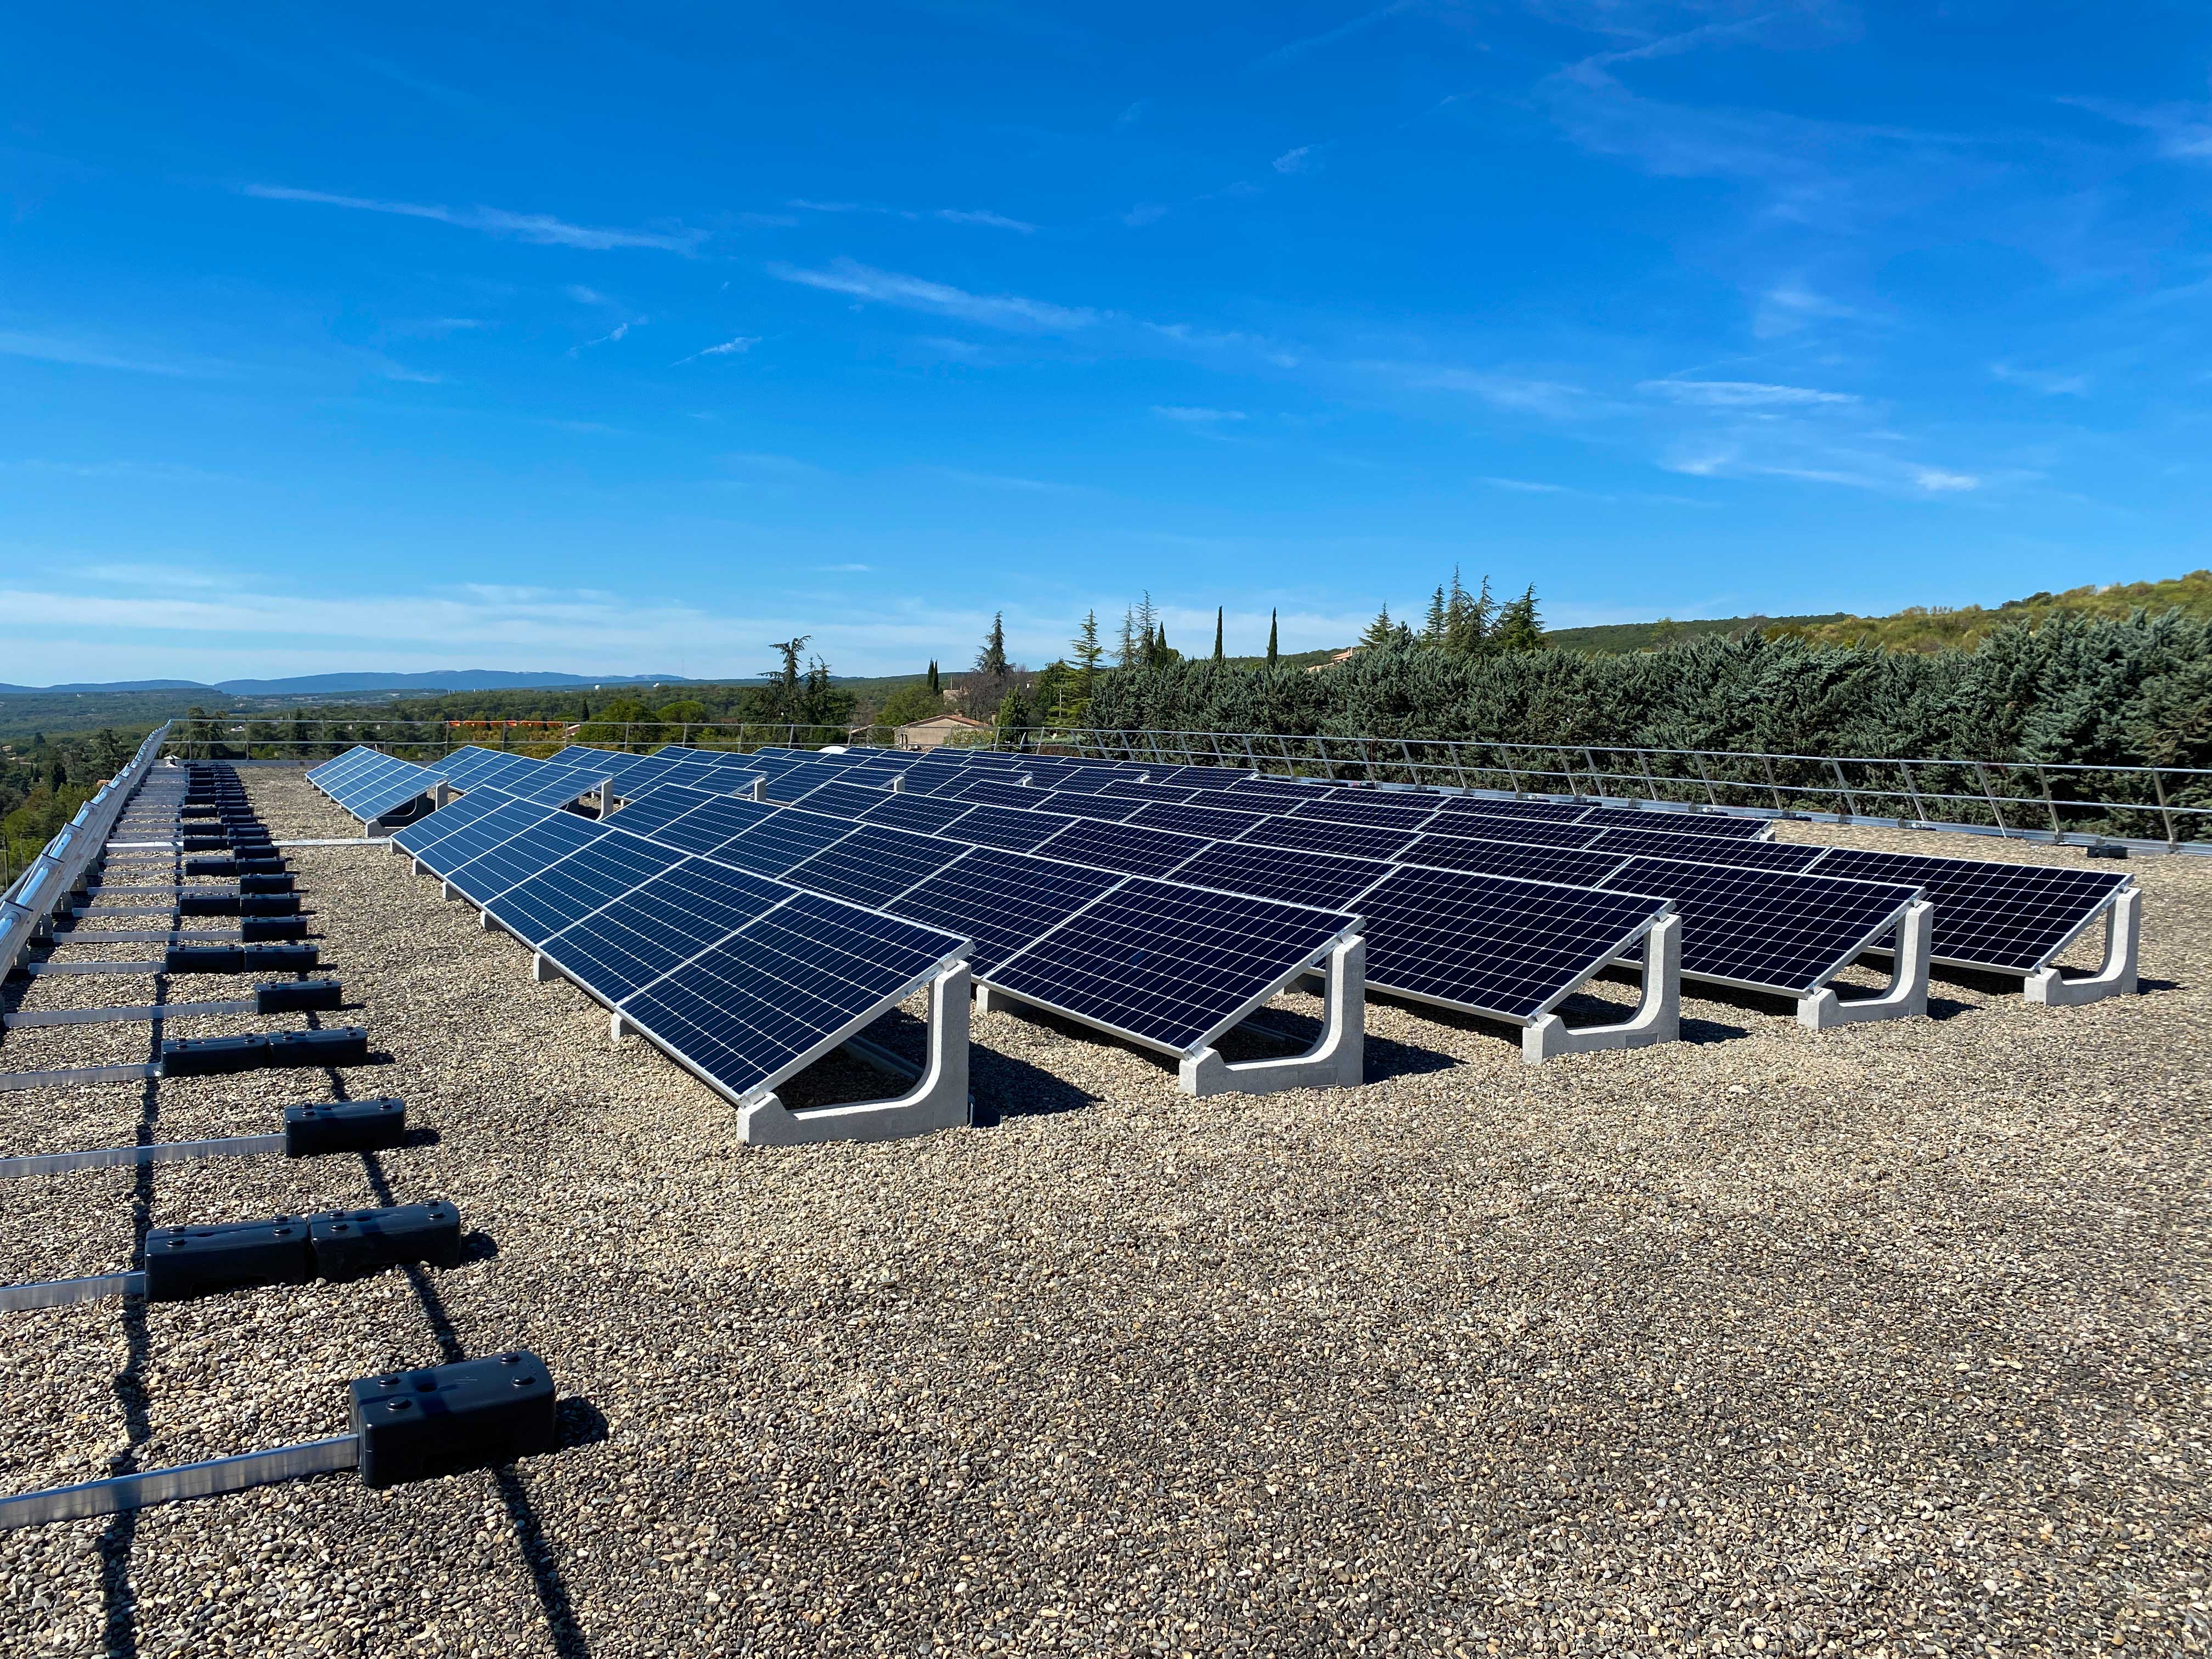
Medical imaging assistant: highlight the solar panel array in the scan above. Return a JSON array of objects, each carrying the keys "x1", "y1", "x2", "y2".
[{"x1": 305, "y1": 748, "x2": 441, "y2": 821}]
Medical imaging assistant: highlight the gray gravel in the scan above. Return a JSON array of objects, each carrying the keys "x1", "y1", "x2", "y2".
[{"x1": 1, "y1": 769, "x2": 2206, "y2": 1657}]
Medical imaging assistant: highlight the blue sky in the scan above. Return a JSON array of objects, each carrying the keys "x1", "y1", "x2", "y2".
[{"x1": 3, "y1": 2, "x2": 2209, "y2": 685}]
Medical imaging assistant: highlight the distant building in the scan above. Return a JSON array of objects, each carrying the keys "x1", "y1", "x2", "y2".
[
  {"x1": 897, "y1": 712, "x2": 992, "y2": 749},
  {"x1": 1306, "y1": 647, "x2": 1363, "y2": 673}
]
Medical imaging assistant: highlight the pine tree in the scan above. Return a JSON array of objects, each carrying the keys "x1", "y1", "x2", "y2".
[
  {"x1": 1358, "y1": 605, "x2": 1412, "y2": 652},
  {"x1": 1492, "y1": 584, "x2": 1545, "y2": 652},
  {"x1": 1213, "y1": 606, "x2": 1224, "y2": 663},
  {"x1": 975, "y1": 613, "x2": 1009, "y2": 682},
  {"x1": 1423, "y1": 585, "x2": 1448, "y2": 647},
  {"x1": 994, "y1": 684, "x2": 1032, "y2": 737},
  {"x1": 1444, "y1": 569, "x2": 1494, "y2": 656},
  {"x1": 1266, "y1": 609, "x2": 1278, "y2": 667},
  {"x1": 927, "y1": 660, "x2": 940, "y2": 696},
  {"x1": 1070, "y1": 610, "x2": 1103, "y2": 692},
  {"x1": 1117, "y1": 606, "x2": 1141, "y2": 669}
]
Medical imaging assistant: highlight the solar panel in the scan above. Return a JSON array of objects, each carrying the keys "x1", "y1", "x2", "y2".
[
  {"x1": 1149, "y1": 764, "x2": 1249, "y2": 786},
  {"x1": 1125, "y1": 800, "x2": 1275, "y2": 839},
  {"x1": 888, "y1": 848, "x2": 1121, "y2": 974},
  {"x1": 781, "y1": 823, "x2": 966, "y2": 909},
  {"x1": 605, "y1": 783, "x2": 726, "y2": 838},
  {"x1": 506, "y1": 766, "x2": 606, "y2": 808},
  {"x1": 858, "y1": 793, "x2": 980, "y2": 836},
  {"x1": 329, "y1": 753, "x2": 440, "y2": 820},
  {"x1": 1578, "y1": 806, "x2": 1771, "y2": 840},
  {"x1": 1239, "y1": 815, "x2": 1421, "y2": 861},
  {"x1": 1419, "y1": 814, "x2": 1606, "y2": 850},
  {"x1": 1032, "y1": 791, "x2": 1147, "y2": 823},
  {"x1": 540, "y1": 859, "x2": 792, "y2": 1003},
  {"x1": 1032, "y1": 819, "x2": 1215, "y2": 879},
  {"x1": 408, "y1": 797, "x2": 557, "y2": 876},
  {"x1": 1600, "y1": 857, "x2": 1918, "y2": 994},
  {"x1": 1400, "y1": 833, "x2": 1627, "y2": 888},
  {"x1": 1167, "y1": 841, "x2": 1391, "y2": 911},
  {"x1": 957, "y1": 778, "x2": 1052, "y2": 811},
  {"x1": 1099, "y1": 780, "x2": 1200, "y2": 804},
  {"x1": 430, "y1": 747, "x2": 524, "y2": 789},
  {"x1": 616, "y1": 894, "x2": 967, "y2": 1101},
  {"x1": 1808, "y1": 849, "x2": 2130, "y2": 972},
  {"x1": 889, "y1": 763, "x2": 971, "y2": 799},
  {"x1": 991, "y1": 878, "x2": 1355, "y2": 1057},
  {"x1": 1290, "y1": 796, "x2": 1440, "y2": 832},
  {"x1": 442, "y1": 812, "x2": 608, "y2": 904},
  {"x1": 647, "y1": 794, "x2": 784, "y2": 855},
  {"x1": 454, "y1": 752, "x2": 546, "y2": 793},
  {"x1": 307, "y1": 748, "x2": 381, "y2": 791},
  {"x1": 1430, "y1": 795, "x2": 1593, "y2": 825},
  {"x1": 709, "y1": 809, "x2": 856, "y2": 877},
  {"x1": 936, "y1": 804, "x2": 1070, "y2": 853},
  {"x1": 763, "y1": 762, "x2": 855, "y2": 803},
  {"x1": 1584, "y1": 828, "x2": 1827, "y2": 872},
  {"x1": 1030, "y1": 769, "x2": 1120, "y2": 795},
  {"x1": 391, "y1": 790, "x2": 516, "y2": 858},
  {"x1": 486, "y1": 833, "x2": 686, "y2": 946},
  {"x1": 1355, "y1": 866, "x2": 1671, "y2": 1022},
  {"x1": 792, "y1": 778, "x2": 891, "y2": 818}
]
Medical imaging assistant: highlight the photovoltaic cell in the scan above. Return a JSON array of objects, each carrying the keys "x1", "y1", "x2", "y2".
[
  {"x1": 1099, "y1": 780, "x2": 1200, "y2": 804},
  {"x1": 709, "y1": 809, "x2": 856, "y2": 877},
  {"x1": 889, "y1": 848, "x2": 1120, "y2": 974},
  {"x1": 792, "y1": 778, "x2": 891, "y2": 819},
  {"x1": 1578, "y1": 806, "x2": 1772, "y2": 840},
  {"x1": 1356, "y1": 866, "x2": 1670, "y2": 1022},
  {"x1": 1239, "y1": 815, "x2": 1421, "y2": 861},
  {"x1": 1167, "y1": 841, "x2": 1390, "y2": 912},
  {"x1": 486, "y1": 833, "x2": 686, "y2": 946},
  {"x1": 1600, "y1": 856, "x2": 1918, "y2": 994},
  {"x1": 1032, "y1": 818, "x2": 1215, "y2": 879},
  {"x1": 539, "y1": 859, "x2": 791, "y2": 1003},
  {"x1": 606, "y1": 783, "x2": 726, "y2": 839},
  {"x1": 957, "y1": 778, "x2": 1053, "y2": 811},
  {"x1": 617, "y1": 894, "x2": 966, "y2": 1101},
  {"x1": 391, "y1": 789, "x2": 516, "y2": 858},
  {"x1": 1031, "y1": 791, "x2": 1147, "y2": 823},
  {"x1": 1414, "y1": 814, "x2": 1606, "y2": 850},
  {"x1": 407, "y1": 797, "x2": 556, "y2": 876},
  {"x1": 1398, "y1": 833, "x2": 1627, "y2": 888},
  {"x1": 1430, "y1": 795, "x2": 1593, "y2": 825},
  {"x1": 1290, "y1": 796, "x2": 1440, "y2": 832},
  {"x1": 763, "y1": 763, "x2": 856, "y2": 803},
  {"x1": 992, "y1": 877, "x2": 1354, "y2": 1056},
  {"x1": 1808, "y1": 848, "x2": 2130, "y2": 972},
  {"x1": 781, "y1": 823, "x2": 966, "y2": 909}
]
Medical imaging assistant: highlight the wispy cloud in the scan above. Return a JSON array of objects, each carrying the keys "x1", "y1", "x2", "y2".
[
  {"x1": 787, "y1": 199, "x2": 1036, "y2": 233},
  {"x1": 1752, "y1": 282, "x2": 1858, "y2": 338},
  {"x1": 0, "y1": 329, "x2": 225, "y2": 377},
  {"x1": 1377, "y1": 364, "x2": 1587, "y2": 419},
  {"x1": 816, "y1": 562, "x2": 872, "y2": 572},
  {"x1": 1153, "y1": 405, "x2": 1247, "y2": 424},
  {"x1": 1640, "y1": 379, "x2": 1857, "y2": 408},
  {"x1": 769, "y1": 258, "x2": 1099, "y2": 331},
  {"x1": 243, "y1": 184, "x2": 706, "y2": 253},
  {"x1": 935, "y1": 208, "x2": 1035, "y2": 233},
  {"x1": 926, "y1": 466, "x2": 1087, "y2": 493},
  {"x1": 1991, "y1": 362, "x2": 2090, "y2": 396},
  {"x1": 672, "y1": 335, "x2": 760, "y2": 366},
  {"x1": 1247, "y1": 1, "x2": 1418, "y2": 72},
  {"x1": 1273, "y1": 145, "x2": 1314, "y2": 174},
  {"x1": 573, "y1": 319, "x2": 642, "y2": 354},
  {"x1": 2063, "y1": 97, "x2": 2212, "y2": 164},
  {"x1": 1482, "y1": 476, "x2": 1571, "y2": 493},
  {"x1": 565, "y1": 285, "x2": 611, "y2": 305}
]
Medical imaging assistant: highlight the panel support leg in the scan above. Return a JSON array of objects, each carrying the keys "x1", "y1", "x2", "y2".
[
  {"x1": 441, "y1": 881, "x2": 460, "y2": 902},
  {"x1": 610, "y1": 1011, "x2": 638, "y2": 1043},
  {"x1": 1522, "y1": 914, "x2": 1681, "y2": 1064},
  {"x1": 1178, "y1": 936, "x2": 1366, "y2": 1098},
  {"x1": 2025, "y1": 887, "x2": 2141, "y2": 1006},
  {"x1": 1799, "y1": 900, "x2": 1933, "y2": 1029},
  {"x1": 531, "y1": 952, "x2": 558, "y2": 983},
  {"x1": 741, "y1": 966, "x2": 973, "y2": 1146}
]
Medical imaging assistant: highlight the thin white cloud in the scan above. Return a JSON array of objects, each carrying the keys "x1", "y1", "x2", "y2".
[
  {"x1": 769, "y1": 258, "x2": 1099, "y2": 332},
  {"x1": 0, "y1": 329, "x2": 224, "y2": 377},
  {"x1": 1153, "y1": 405, "x2": 1248, "y2": 424},
  {"x1": 1247, "y1": 0, "x2": 1418, "y2": 71},
  {"x1": 935, "y1": 208, "x2": 1035, "y2": 233},
  {"x1": 244, "y1": 184, "x2": 706, "y2": 253},
  {"x1": 2062, "y1": 97, "x2": 2212, "y2": 164},
  {"x1": 1482, "y1": 476, "x2": 1571, "y2": 493},
  {"x1": 672, "y1": 335, "x2": 760, "y2": 366},
  {"x1": 565, "y1": 285, "x2": 611, "y2": 305},
  {"x1": 1752, "y1": 282, "x2": 1858, "y2": 338},
  {"x1": 1640, "y1": 379, "x2": 1857, "y2": 408},
  {"x1": 1913, "y1": 468, "x2": 1980, "y2": 493},
  {"x1": 1392, "y1": 365, "x2": 1587, "y2": 419},
  {"x1": 816, "y1": 563, "x2": 872, "y2": 572},
  {"x1": 926, "y1": 467, "x2": 1089, "y2": 493},
  {"x1": 1991, "y1": 362, "x2": 2090, "y2": 396},
  {"x1": 1273, "y1": 146, "x2": 1313, "y2": 174}
]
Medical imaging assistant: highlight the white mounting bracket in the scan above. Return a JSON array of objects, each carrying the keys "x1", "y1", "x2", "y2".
[
  {"x1": 531, "y1": 952, "x2": 560, "y2": 983},
  {"x1": 1522, "y1": 913, "x2": 1681, "y2": 1064},
  {"x1": 2025, "y1": 886, "x2": 2141, "y2": 1006},
  {"x1": 1178, "y1": 935, "x2": 1366, "y2": 1097},
  {"x1": 441, "y1": 881, "x2": 461, "y2": 902},
  {"x1": 748, "y1": 777, "x2": 768, "y2": 802},
  {"x1": 1799, "y1": 899, "x2": 1933, "y2": 1029},
  {"x1": 741, "y1": 964, "x2": 973, "y2": 1146}
]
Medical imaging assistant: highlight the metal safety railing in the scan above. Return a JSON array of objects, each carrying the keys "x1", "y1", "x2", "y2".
[
  {"x1": 1, "y1": 724, "x2": 173, "y2": 978},
  {"x1": 153, "y1": 716, "x2": 914, "y2": 765},
  {"x1": 1005, "y1": 727, "x2": 2212, "y2": 853}
]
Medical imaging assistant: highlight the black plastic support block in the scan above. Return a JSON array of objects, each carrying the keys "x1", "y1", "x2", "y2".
[
  {"x1": 254, "y1": 978, "x2": 343, "y2": 1014},
  {"x1": 183, "y1": 857, "x2": 239, "y2": 877},
  {"x1": 241, "y1": 943, "x2": 318, "y2": 972},
  {"x1": 284, "y1": 1096, "x2": 405, "y2": 1156},
  {"x1": 266, "y1": 1026, "x2": 369, "y2": 1068},
  {"x1": 234, "y1": 857, "x2": 287, "y2": 876},
  {"x1": 180, "y1": 804, "x2": 220, "y2": 819},
  {"x1": 240, "y1": 917, "x2": 308, "y2": 943},
  {"x1": 142, "y1": 1216, "x2": 315, "y2": 1300},
  {"x1": 239, "y1": 872, "x2": 295, "y2": 894},
  {"x1": 180, "y1": 835, "x2": 227, "y2": 851},
  {"x1": 177, "y1": 893, "x2": 242, "y2": 917},
  {"x1": 163, "y1": 944, "x2": 247, "y2": 974},
  {"x1": 310, "y1": 1201, "x2": 461, "y2": 1279},
  {"x1": 161, "y1": 1034, "x2": 271, "y2": 1076},
  {"x1": 238, "y1": 894, "x2": 300, "y2": 917},
  {"x1": 2086, "y1": 843, "x2": 2129, "y2": 860},
  {"x1": 348, "y1": 1352, "x2": 557, "y2": 1488}
]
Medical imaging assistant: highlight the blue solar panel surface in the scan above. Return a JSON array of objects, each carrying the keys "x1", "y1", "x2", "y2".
[
  {"x1": 781, "y1": 823, "x2": 965, "y2": 909},
  {"x1": 710, "y1": 810, "x2": 855, "y2": 877},
  {"x1": 889, "y1": 848, "x2": 1120, "y2": 975},
  {"x1": 487, "y1": 833, "x2": 686, "y2": 946},
  {"x1": 539, "y1": 859, "x2": 792, "y2": 1003},
  {"x1": 1600, "y1": 857, "x2": 1917, "y2": 993}
]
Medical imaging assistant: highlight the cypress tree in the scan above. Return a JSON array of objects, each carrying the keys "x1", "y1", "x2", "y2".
[
  {"x1": 1214, "y1": 606, "x2": 1224, "y2": 663},
  {"x1": 1266, "y1": 610, "x2": 1278, "y2": 667},
  {"x1": 927, "y1": 660, "x2": 940, "y2": 696}
]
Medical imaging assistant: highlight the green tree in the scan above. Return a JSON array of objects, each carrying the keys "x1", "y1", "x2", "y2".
[
  {"x1": 1117, "y1": 606, "x2": 1141, "y2": 669},
  {"x1": 994, "y1": 684, "x2": 1033, "y2": 738},
  {"x1": 1266, "y1": 609, "x2": 1278, "y2": 668},
  {"x1": 1443, "y1": 569, "x2": 1493, "y2": 655},
  {"x1": 1358, "y1": 605, "x2": 1413, "y2": 652},
  {"x1": 877, "y1": 681, "x2": 945, "y2": 729},
  {"x1": 1423, "y1": 585, "x2": 1448, "y2": 647},
  {"x1": 1068, "y1": 611, "x2": 1104, "y2": 724},
  {"x1": 975, "y1": 612, "x2": 1011, "y2": 708},
  {"x1": 927, "y1": 660, "x2": 941, "y2": 696},
  {"x1": 1492, "y1": 585, "x2": 1545, "y2": 652},
  {"x1": 1212, "y1": 606, "x2": 1225, "y2": 663}
]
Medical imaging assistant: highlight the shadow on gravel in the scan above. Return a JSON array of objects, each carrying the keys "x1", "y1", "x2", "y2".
[{"x1": 969, "y1": 1044, "x2": 1102, "y2": 1126}]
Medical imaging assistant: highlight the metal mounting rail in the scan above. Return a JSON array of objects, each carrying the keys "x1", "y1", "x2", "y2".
[
  {"x1": 0, "y1": 1135, "x2": 286, "y2": 1178},
  {"x1": 0, "y1": 1271, "x2": 146, "y2": 1311},
  {"x1": 4, "y1": 998, "x2": 260, "y2": 1030},
  {"x1": 0, "y1": 1438, "x2": 359, "y2": 1528},
  {"x1": 0, "y1": 1063, "x2": 158, "y2": 1092}
]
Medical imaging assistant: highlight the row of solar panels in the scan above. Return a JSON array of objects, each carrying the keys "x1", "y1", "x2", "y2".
[
  {"x1": 387, "y1": 785, "x2": 1359, "y2": 1088},
  {"x1": 640, "y1": 742, "x2": 2135, "y2": 980}
]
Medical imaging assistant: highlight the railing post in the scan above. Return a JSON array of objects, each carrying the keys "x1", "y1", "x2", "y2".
[
  {"x1": 1829, "y1": 758, "x2": 1861, "y2": 821},
  {"x1": 2036, "y1": 764, "x2": 2063, "y2": 838},
  {"x1": 1899, "y1": 757, "x2": 1928, "y2": 826},
  {"x1": 1972, "y1": 761, "x2": 2010, "y2": 836},
  {"x1": 1689, "y1": 752, "x2": 1719, "y2": 808},
  {"x1": 2151, "y1": 766, "x2": 2178, "y2": 850}
]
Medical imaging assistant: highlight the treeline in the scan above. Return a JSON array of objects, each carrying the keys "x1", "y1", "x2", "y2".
[
  {"x1": 1084, "y1": 609, "x2": 2212, "y2": 776},
  {"x1": 1766, "y1": 569, "x2": 2212, "y2": 654},
  {"x1": 1, "y1": 726, "x2": 138, "y2": 882}
]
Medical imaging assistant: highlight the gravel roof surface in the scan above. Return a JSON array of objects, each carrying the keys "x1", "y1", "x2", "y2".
[{"x1": 1, "y1": 767, "x2": 2205, "y2": 1658}]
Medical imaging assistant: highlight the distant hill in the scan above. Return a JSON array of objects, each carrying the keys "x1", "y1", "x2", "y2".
[{"x1": 0, "y1": 669, "x2": 701, "y2": 697}]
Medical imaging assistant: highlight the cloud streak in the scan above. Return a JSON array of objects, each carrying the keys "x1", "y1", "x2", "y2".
[
  {"x1": 769, "y1": 258, "x2": 1100, "y2": 331},
  {"x1": 244, "y1": 184, "x2": 706, "y2": 252},
  {"x1": 672, "y1": 335, "x2": 758, "y2": 365}
]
